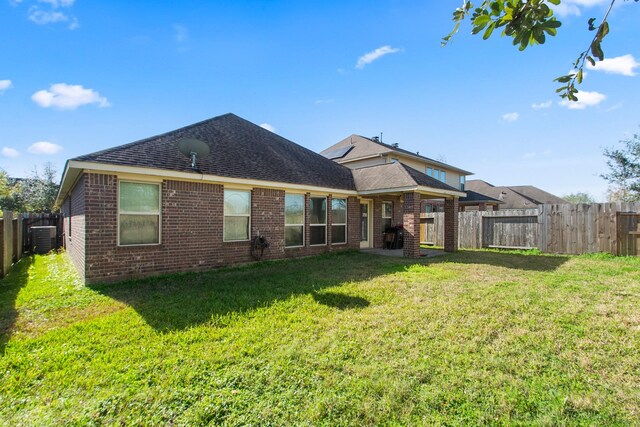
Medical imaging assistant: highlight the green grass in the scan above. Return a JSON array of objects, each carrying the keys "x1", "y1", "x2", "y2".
[{"x1": 1, "y1": 250, "x2": 639, "y2": 426}]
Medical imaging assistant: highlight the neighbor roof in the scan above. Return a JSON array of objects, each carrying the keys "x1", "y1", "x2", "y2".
[
  {"x1": 321, "y1": 134, "x2": 472, "y2": 175},
  {"x1": 459, "y1": 190, "x2": 502, "y2": 205},
  {"x1": 466, "y1": 180, "x2": 566, "y2": 209},
  {"x1": 68, "y1": 113, "x2": 356, "y2": 191},
  {"x1": 352, "y1": 162, "x2": 465, "y2": 197}
]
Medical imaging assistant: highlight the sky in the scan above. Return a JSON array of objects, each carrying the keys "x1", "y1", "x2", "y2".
[{"x1": 1, "y1": 0, "x2": 639, "y2": 201}]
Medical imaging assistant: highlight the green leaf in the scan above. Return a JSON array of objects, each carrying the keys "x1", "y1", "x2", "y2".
[
  {"x1": 588, "y1": 17, "x2": 597, "y2": 31},
  {"x1": 591, "y1": 40, "x2": 604, "y2": 61},
  {"x1": 577, "y1": 69, "x2": 583, "y2": 84},
  {"x1": 483, "y1": 22, "x2": 496, "y2": 39},
  {"x1": 547, "y1": 0, "x2": 560, "y2": 5},
  {"x1": 586, "y1": 55, "x2": 596, "y2": 66}
]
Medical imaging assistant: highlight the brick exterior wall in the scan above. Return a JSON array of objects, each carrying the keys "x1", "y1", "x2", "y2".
[
  {"x1": 444, "y1": 197, "x2": 459, "y2": 252},
  {"x1": 65, "y1": 173, "x2": 361, "y2": 283},
  {"x1": 402, "y1": 192, "x2": 421, "y2": 258},
  {"x1": 61, "y1": 175, "x2": 86, "y2": 280}
]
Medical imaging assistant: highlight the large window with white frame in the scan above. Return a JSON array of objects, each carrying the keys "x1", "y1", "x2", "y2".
[
  {"x1": 119, "y1": 181, "x2": 161, "y2": 246},
  {"x1": 331, "y1": 198, "x2": 347, "y2": 244},
  {"x1": 224, "y1": 189, "x2": 251, "y2": 241},
  {"x1": 382, "y1": 201, "x2": 393, "y2": 231},
  {"x1": 310, "y1": 196, "x2": 327, "y2": 245},
  {"x1": 285, "y1": 193, "x2": 305, "y2": 247}
]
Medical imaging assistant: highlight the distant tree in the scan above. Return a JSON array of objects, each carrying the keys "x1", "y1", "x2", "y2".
[
  {"x1": 0, "y1": 163, "x2": 60, "y2": 213},
  {"x1": 443, "y1": 0, "x2": 639, "y2": 100},
  {"x1": 562, "y1": 192, "x2": 596, "y2": 204},
  {"x1": 605, "y1": 186, "x2": 638, "y2": 202},
  {"x1": 601, "y1": 131, "x2": 640, "y2": 202}
]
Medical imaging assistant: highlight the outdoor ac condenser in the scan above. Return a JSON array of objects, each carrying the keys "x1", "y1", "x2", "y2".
[{"x1": 31, "y1": 226, "x2": 57, "y2": 255}]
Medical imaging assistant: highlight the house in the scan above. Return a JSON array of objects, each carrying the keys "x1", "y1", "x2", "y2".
[
  {"x1": 57, "y1": 114, "x2": 465, "y2": 284},
  {"x1": 321, "y1": 134, "x2": 500, "y2": 212},
  {"x1": 465, "y1": 180, "x2": 566, "y2": 210}
]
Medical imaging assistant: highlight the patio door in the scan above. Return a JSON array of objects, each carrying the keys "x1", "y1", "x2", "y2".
[{"x1": 360, "y1": 200, "x2": 372, "y2": 248}]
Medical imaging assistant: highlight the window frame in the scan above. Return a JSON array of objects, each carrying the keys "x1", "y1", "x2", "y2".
[
  {"x1": 381, "y1": 201, "x2": 393, "y2": 231},
  {"x1": 117, "y1": 180, "x2": 162, "y2": 247},
  {"x1": 460, "y1": 175, "x2": 466, "y2": 191},
  {"x1": 331, "y1": 197, "x2": 347, "y2": 245},
  {"x1": 284, "y1": 193, "x2": 305, "y2": 248},
  {"x1": 441, "y1": 171, "x2": 447, "y2": 183},
  {"x1": 223, "y1": 189, "x2": 251, "y2": 242},
  {"x1": 309, "y1": 196, "x2": 327, "y2": 246},
  {"x1": 426, "y1": 167, "x2": 432, "y2": 177}
]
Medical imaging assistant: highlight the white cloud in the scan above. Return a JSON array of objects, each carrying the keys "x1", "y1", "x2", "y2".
[
  {"x1": 174, "y1": 24, "x2": 188, "y2": 42},
  {"x1": 588, "y1": 54, "x2": 639, "y2": 76},
  {"x1": 552, "y1": 0, "x2": 610, "y2": 17},
  {"x1": 31, "y1": 83, "x2": 110, "y2": 110},
  {"x1": 502, "y1": 112, "x2": 519, "y2": 122},
  {"x1": 356, "y1": 45, "x2": 401, "y2": 69},
  {"x1": 523, "y1": 149, "x2": 552, "y2": 160},
  {"x1": 28, "y1": 8, "x2": 67, "y2": 24},
  {"x1": 1, "y1": 147, "x2": 19, "y2": 158},
  {"x1": 38, "y1": 0, "x2": 75, "y2": 7},
  {"x1": 0, "y1": 80, "x2": 12, "y2": 93},
  {"x1": 260, "y1": 123, "x2": 276, "y2": 133},
  {"x1": 532, "y1": 101, "x2": 552, "y2": 110},
  {"x1": 28, "y1": 141, "x2": 63, "y2": 155},
  {"x1": 559, "y1": 90, "x2": 606, "y2": 109},
  {"x1": 315, "y1": 99, "x2": 334, "y2": 105}
]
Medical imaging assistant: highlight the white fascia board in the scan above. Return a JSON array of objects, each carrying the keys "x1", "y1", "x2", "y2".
[{"x1": 62, "y1": 161, "x2": 358, "y2": 197}]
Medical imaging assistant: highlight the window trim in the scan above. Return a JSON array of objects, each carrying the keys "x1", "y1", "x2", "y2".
[
  {"x1": 117, "y1": 180, "x2": 162, "y2": 247},
  {"x1": 310, "y1": 196, "x2": 327, "y2": 246},
  {"x1": 223, "y1": 188, "x2": 252, "y2": 242},
  {"x1": 284, "y1": 192, "x2": 305, "y2": 248},
  {"x1": 331, "y1": 197, "x2": 347, "y2": 245},
  {"x1": 381, "y1": 201, "x2": 393, "y2": 231}
]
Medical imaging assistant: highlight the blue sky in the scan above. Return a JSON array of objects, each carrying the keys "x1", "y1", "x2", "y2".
[{"x1": 1, "y1": 0, "x2": 639, "y2": 200}]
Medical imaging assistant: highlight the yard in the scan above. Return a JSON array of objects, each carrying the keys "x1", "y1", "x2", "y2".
[{"x1": 1, "y1": 250, "x2": 639, "y2": 426}]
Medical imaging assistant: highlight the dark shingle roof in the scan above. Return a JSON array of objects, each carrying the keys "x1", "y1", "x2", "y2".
[
  {"x1": 466, "y1": 180, "x2": 565, "y2": 209},
  {"x1": 459, "y1": 190, "x2": 502, "y2": 204},
  {"x1": 73, "y1": 113, "x2": 356, "y2": 191},
  {"x1": 352, "y1": 162, "x2": 462, "y2": 194}
]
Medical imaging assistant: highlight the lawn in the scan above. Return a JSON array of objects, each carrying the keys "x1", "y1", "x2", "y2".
[{"x1": 1, "y1": 250, "x2": 639, "y2": 426}]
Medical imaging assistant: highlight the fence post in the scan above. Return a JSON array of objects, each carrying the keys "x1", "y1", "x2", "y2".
[{"x1": 2, "y1": 211, "x2": 14, "y2": 277}]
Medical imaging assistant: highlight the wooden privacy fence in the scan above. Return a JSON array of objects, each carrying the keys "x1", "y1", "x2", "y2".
[
  {"x1": 0, "y1": 211, "x2": 24, "y2": 278},
  {"x1": 420, "y1": 202, "x2": 640, "y2": 255}
]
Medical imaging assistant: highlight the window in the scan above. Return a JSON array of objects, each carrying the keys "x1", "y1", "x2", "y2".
[
  {"x1": 310, "y1": 197, "x2": 327, "y2": 245},
  {"x1": 441, "y1": 171, "x2": 447, "y2": 183},
  {"x1": 331, "y1": 198, "x2": 347, "y2": 244},
  {"x1": 382, "y1": 201, "x2": 393, "y2": 231},
  {"x1": 119, "y1": 181, "x2": 161, "y2": 246},
  {"x1": 285, "y1": 193, "x2": 305, "y2": 247},
  {"x1": 426, "y1": 167, "x2": 432, "y2": 177},
  {"x1": 460, "y1": 176, "x2": 466, "y2": 191},
  {"x1": 224, "y1": 189, "x2": 250, "y2": 241},
  {"x1": 433, "y1": 169, "x2": 440, "y2": 181}
]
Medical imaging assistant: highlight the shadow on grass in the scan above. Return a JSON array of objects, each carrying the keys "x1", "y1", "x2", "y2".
[
  {"x1": 91, "y1": 251, "x2": 400, "y2": 333},
  {"x1": 312, "y1": 292, "x2": 370, "y2": 310},
  {"x1": 0, "y1": 256, "x2": 33, "y2": 355},
  {"x1": 429, "y1": 249, "x2": 571, "y2": 271}
]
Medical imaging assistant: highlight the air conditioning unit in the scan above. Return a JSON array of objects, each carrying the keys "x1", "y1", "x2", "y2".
[{"x1": 31, "y1": 226, "x2": 57, "y2": 254}]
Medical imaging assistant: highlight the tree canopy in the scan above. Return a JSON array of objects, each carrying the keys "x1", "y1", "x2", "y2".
[
  {"x1": 601, "y1": 131, "x2": 640, "y2": 201},
  {"x1": 0, "y1": 163, "x2": 59, "y2": 213},
  {"x1": 562, "y1": 192, "x2": 596, "y2": 204},
  {"x1": 444, "y1": 0, "x2": 638, "y2": 100}
]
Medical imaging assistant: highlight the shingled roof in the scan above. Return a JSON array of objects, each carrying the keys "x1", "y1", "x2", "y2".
[
  {"x1": 72, "y1": 113, "x2": 356, "y2": 191},
  {"x1": 352, "y1": 162, "x2": 464, "y2": 195}
]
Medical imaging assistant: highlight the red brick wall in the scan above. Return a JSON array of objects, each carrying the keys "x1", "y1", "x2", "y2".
[
  {"x1": 402, "y1": 192, "x2": 421, "y2": 258},
  {"x1": 444, "y1": 197, "x2": 459, "y2": 252},
  {"x1": 72, "y1": 173, "x2": 359, "y2": 283},
  {"x1": 62, "y1": 175, "x2": 86, "y2": 279}
]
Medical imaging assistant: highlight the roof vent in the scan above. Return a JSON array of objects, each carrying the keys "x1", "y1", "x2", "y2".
[
  {"x1": 392, "y1": 143, "x2": 399, "y2": 148},
  {"x1": 371, "y1": 136, "x2": 379, "y2": 142}
]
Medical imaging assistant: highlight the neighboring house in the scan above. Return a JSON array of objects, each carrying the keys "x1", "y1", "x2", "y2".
[
  {"x1": 465, "y1": 180, "x2": 567, "y2": 210},
  {"x1": 321, "y1": 134, "x2": 500, "y2": 212},
  {"x1": 57, "y1": 113, "x2": 465, "y2": 284}
]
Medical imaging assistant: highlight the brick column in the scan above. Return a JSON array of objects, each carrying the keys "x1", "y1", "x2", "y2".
[
  {"x1": 403, "y1": 192, "x2": 421, "y2": 258},
  {"x1": 444, "y1": 197, "x2": 459, "y2": 252}
]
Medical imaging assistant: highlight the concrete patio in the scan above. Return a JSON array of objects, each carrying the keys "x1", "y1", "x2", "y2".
[{"x1": 360, "y1": 247, "x2": 446, "y2": 258}]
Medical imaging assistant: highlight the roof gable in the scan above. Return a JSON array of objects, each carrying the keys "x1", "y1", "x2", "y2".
[{"x1": 352, "y1": 162, "x2": 463, "y2": 195}]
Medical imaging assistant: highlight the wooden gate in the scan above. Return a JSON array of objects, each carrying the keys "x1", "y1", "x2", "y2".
[{"x1": 617, "y1": 212, "x2": 640, "y2": 256}]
